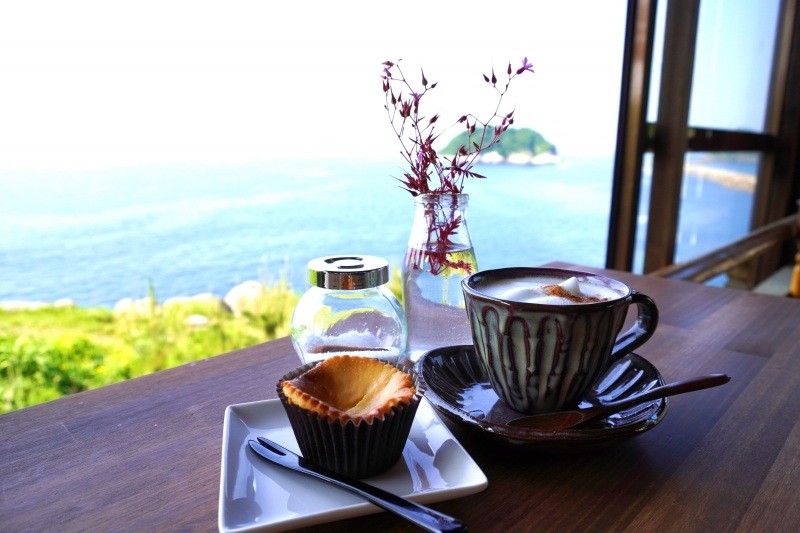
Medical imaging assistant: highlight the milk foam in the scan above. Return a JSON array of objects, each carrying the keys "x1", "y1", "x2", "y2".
[
  {"x1": 558, "y1": 277, "x2": 583, "y2": 297},
  {"x1": 479, "y1": 275, "x2": 623, "y2": 305}
]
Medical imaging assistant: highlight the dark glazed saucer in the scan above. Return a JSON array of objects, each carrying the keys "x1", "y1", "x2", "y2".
[{"x1": 415, "y1": 345, "x2": 669, "y2": 451}]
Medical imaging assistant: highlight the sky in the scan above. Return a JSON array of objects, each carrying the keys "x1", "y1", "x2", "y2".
[{"x1": 0, "y1": 1, "x2": 629, "y2": 172}]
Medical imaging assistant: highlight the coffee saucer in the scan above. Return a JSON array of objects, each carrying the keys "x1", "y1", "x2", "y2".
[{"x1": 415, "y1": 345, "x2": 668, "y2": 451}]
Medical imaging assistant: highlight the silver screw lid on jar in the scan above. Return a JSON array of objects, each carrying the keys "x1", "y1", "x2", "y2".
[{"x1": 307, "y1": 255, "x2": 389, "y2": 290}]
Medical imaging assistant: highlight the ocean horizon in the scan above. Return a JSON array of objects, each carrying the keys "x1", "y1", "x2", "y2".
[{"x1": 0, "y1": 155, "x2": 755, "y2": 308}]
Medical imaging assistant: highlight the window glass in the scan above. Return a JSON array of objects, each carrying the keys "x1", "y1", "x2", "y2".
[
  {"x1": 646, "y1": 0, "x2": 668, "y2": 123},
  {"x1": 632, "y1": 153, "x2": 653, "y2": 274},
  {"x1": 638, "y1": 0, "x2": 773, "y2": 277},
  {"x1": 688, "y1": 0, "x2": 781, "y2": 132},
  {"x1": 674, "y1": 151, "x2": 758, "y2": 263},
  {"x1": 632, "y1": 151, "x2": 758, "y2": 275},
  {"x1": 647, "y1": 0, "x2": 781, "y2": 132}
]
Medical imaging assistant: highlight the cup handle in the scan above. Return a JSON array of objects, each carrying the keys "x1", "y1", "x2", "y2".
[{"x1": 610, "y1": 290, "x2": 659, "y2": 361}]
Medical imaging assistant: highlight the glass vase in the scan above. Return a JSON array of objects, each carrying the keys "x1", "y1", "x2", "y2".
[{"x1": 402, "y1": 193, "x2": 477, "y2": 361}]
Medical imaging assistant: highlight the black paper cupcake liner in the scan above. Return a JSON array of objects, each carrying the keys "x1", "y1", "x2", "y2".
[{"x1": 276, "y1": 358, "x2": 422, "y2": 479}]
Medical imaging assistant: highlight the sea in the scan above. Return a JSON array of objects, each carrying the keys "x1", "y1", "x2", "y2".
[{"x1": 0, "y1": 156, "x2": 756, "y2": 308}]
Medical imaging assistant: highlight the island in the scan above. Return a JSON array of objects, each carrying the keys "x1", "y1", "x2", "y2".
[{"x1": 441, "y1": 127, "x2": 559, "y2": 165}]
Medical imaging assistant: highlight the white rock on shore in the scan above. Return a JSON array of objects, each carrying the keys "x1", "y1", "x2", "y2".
[
  {"x1": 113, "y1": 292, "x2": 228, "y2": 318},
  {"x1": 4, "y1": 283, "x2": 272, "y2": 323},
  {"x1": 185, "y1": 314, "x2": 211, "y2": 328},
  {"x1": 113, "y1": 297, "x2": 157, "y2": 316},
  {"x1": 477, "y1": 151, "x2": 505, "y2": 164},
  {"x1": 1, "y1": 298, "x2": 75, "y2": 311},
  {"x1": 506, "y1": 152, "x2": 533, "y2": 165},
  {"x1": 224, "y1": 280, "x2": 268, "y2": 317},
  {"x1": 476, "y1": 150, "x2": 561, "y2": 166},
  {"x1": 0, "y1": 300, "x2": 50, "y2": 311},
  {"x1": 163, "y1": 292, "x2": 225, "y2": 310}
]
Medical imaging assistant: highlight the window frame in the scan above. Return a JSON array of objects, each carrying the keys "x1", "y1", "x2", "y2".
[{"x1": 607, "y1": 0, "x2": 800, "y2": 281}]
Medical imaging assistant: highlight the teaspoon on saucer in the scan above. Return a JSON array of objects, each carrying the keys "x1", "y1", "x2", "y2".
[{"x1": 507, "y1": 373, "x2": 730, "y2": 432}]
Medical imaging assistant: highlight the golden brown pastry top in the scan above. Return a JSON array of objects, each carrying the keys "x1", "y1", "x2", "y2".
[{"x1": 281, "y1": 355, "x2": 416, "y2": 423}]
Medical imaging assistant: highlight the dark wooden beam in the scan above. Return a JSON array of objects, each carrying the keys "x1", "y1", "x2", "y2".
[
  {"x1": 649, "y1": 212, "x2": 798, "y2": 284},
  {"x1": 754, "y1": 0, "x2": 800, "y2": 228},
  {"x1": 643, "y1": 0, "x2": 701, "y2": 273},
  {"x1": 685, "y1": 127, "x2": 777, "y2": 152},
  {"x1": 607, "y1": 0, "x2": 657, "y2": 272},
  {"x1": 752, "y1": 0, "x2": 800, "y2": 282}
]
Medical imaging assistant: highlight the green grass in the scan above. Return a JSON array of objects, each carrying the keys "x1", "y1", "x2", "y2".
[
  {"x1": 0, "y1": 271, "x2": 404, "y2": 414},
  {"x1": 0, "y1": 282, "x2": 299, "y2": 414}
]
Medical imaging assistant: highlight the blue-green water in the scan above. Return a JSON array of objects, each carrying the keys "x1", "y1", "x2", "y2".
[{"x1": 0, "y1": 156, "x2": 753, "y2": 307}]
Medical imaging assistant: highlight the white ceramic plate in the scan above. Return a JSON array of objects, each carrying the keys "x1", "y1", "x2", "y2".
[{"x1": 218, "y1": 398, "x2": 488, "y2": 532}]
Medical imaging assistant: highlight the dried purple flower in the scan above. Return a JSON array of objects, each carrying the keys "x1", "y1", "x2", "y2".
[
  {"x1": 516, "y1": 57, "x2": 535, "y2": 75},
  {"x1": 381, "y1": 58, "x2": 534, "y2": 197}
]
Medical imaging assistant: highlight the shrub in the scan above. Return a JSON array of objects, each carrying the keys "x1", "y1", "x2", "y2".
[
  {"x1": 0, "y1": 335, "x2": 106, "y2": 412},
  {"x1": 0, "y1": 280, "x2": 302, "y2": 413}
]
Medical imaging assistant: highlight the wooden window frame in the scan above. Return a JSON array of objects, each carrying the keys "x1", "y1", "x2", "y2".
[{"x1": 608, "y1": 0, "x2": 800, "y2": 282}]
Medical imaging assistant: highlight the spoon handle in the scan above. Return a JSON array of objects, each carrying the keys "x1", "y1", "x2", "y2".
[
  {"x1": 249, "y1": 438, "x2": 466, "y2": 533},
  {"x1": 298, "y1": 464, "x2": 467, "y2": 533},
  {"x1": 598, "y1": 373, "x2": 731, "y2": 416}
]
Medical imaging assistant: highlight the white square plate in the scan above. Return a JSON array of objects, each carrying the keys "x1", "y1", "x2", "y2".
[{"x1": 218, "y1": 398, "x2": 487, "y2": 532}]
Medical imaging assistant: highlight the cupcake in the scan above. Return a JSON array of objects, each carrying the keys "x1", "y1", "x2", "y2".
[{"x1": 277, "y1": 355, "x2": 421, "y2": 478}]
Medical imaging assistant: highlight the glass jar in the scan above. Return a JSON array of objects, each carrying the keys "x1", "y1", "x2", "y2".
[
  {"x1": 402, "y1": 193, "x2": 477, "y2": 361},
  {"x1": 290, "y1": 255, "x2": 407, "y2": 363}
]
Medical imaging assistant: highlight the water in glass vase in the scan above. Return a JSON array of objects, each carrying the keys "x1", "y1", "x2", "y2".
[{"x1": 402, "y1": 245, "x2": 477, "y2": 360}]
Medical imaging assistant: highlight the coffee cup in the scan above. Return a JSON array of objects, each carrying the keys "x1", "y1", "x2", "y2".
[{"x1": 461, "y1": 267, "x2": 658, "y2": 414}]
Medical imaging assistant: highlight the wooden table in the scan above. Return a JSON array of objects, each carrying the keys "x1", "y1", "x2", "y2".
[{"x1": 3, "y1": 263, "x2": 800, "y2": 532}]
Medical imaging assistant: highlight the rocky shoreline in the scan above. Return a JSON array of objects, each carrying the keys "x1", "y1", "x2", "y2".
[
  {"x1": 0, "y1": 298, "x2": 78, "y2": 311},
  {"x1": 476, "y1": 150, "x2": 561, "y2": 165},
  {"x1": 0, "y1": 280, "x2": 286, "y2": 324},
  {"x1": 683, "y1": 163, "x2": 756, "y2": 193}
]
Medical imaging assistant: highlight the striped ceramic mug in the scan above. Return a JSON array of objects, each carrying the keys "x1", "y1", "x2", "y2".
[{"x1": 461, "y1": 267, "x2": 659, "y2": 414}]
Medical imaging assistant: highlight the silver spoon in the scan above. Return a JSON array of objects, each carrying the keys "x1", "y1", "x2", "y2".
[
  {"x1": 507, "y1": 373, "x2": 730, "y2": 431},
  {"x1": 249, "y1": 437, "x2": 466, "y2": 533}
]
